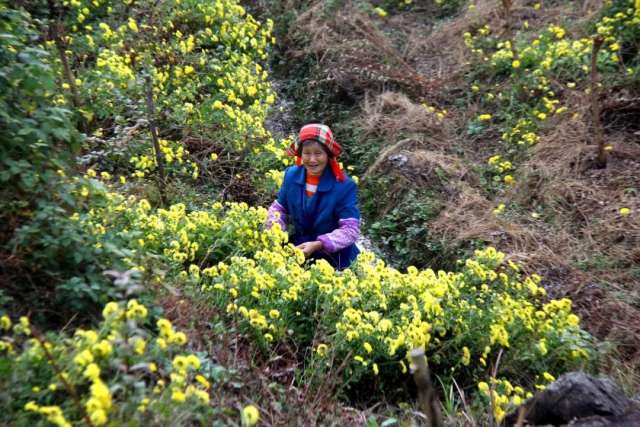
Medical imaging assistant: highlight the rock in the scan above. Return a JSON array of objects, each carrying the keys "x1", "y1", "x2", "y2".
[
  {"x1": 505, "y1": 372, "x2": 635, "y2": 426},
  {"x1": 566, "y1": 411, "x2": 640, "y2": 426}
]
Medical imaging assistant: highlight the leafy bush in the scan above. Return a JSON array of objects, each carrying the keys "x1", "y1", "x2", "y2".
[
  {"x1": 11, "y1": 175, "x2": 132, "y2": 316},
  {"x1": 16, "y1": 0, "x2": 289, "y2": 194},
  {"x1": 365, "y1": 187, "x2": 450, "y2": 270},
  {"x1": 3, "y1": 0, "x2": 291, "y2": 318},
  {"x1": 0, "y1": 300, "x2": 218, "y2": 426},
  {"x1": 0, "y1": 5, "x2": 80, "y2": 219},
  {"x1": 192, "y1": 233, "x2": 593, "y2": 421}
]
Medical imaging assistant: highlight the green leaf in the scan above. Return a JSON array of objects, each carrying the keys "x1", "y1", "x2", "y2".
[{"x1": 366, "y1": 416, "x2": 379, "y2": 427}]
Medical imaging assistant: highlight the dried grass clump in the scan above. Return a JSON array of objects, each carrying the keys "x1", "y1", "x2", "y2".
[
  {"x1": 429, "y1": 188, "x2": 493, "y2": 240},
  {"x1": 519, "y1": 108, "x2": 640, "y2": 271},
  {"x1": 428, "y1": 188, "x2": 563, "y2": 271},
  {"x1": 364, "y1": 145, "x2": 472, "y2": 191},
  {"x1": 529, "y1": 113, "x2": 593, "y2": 177},
  {"x1": 404, "y1": 0, "x2": 496, "y2": 80},
  {"x1": 571, "y1": 283, "x2": 640, "y2": 363},
  {"x1": 360, "y1": 91, "x2": 453, "y2": 144},
  {"x1": 291, "y1": 1, "x2": 441, "y2": 96}
]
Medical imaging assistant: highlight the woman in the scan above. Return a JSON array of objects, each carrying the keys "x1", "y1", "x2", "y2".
[{"x1": 265, "y1": 124, "x2": 360, "y2": 270}]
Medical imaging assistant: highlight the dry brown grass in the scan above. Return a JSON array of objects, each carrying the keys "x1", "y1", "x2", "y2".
[
  {"x1": 360, "y1": 91, "x2": 454, "y2": 144},
  {"x1": 428, "y1": 188, "x2": 570, "y2": 271},
  {"x1": 290, "y1": 1, "x2": 450, "y2": 97},
  {"x1": 523, "y1": 105, "x2": 640, "y2": 270}
]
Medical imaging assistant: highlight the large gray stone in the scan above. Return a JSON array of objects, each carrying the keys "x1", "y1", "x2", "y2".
[{"x1": 505, "y1": 372, "x2": 636, "y2": 426}]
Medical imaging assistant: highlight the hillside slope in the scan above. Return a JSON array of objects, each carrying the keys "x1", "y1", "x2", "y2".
[
  {"x1": 262, "y1": 0, "x2": 640, "y2": 384},
  {"x1": 0, "y1": 0, "x2": 638, "y2": 425}
]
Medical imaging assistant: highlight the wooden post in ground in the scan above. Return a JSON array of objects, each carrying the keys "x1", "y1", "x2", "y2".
[{"x1": 411, "y1": 348, "x2": 443, "y2": 427}]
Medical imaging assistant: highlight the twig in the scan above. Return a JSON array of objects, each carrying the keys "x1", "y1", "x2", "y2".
[
  {"x1": 452, "y1": 377, "x2": 477, "y2": 427},
  {"x1": 32, "y1": 330, "x2": 95, "y2": 427},
  {"x1": 46, "y1": 0, "x2": 83, "y2": 126},
  {"x1": 514, "y1": 405, "x2": 527, "y2": 427},
  {"x1": 491, "y1": 348, "x2": 504, "y2": 379},
  {"x1": 59, "y1": 312, "x2": 79, "y2": 334},
  {"x1": 590, "y1": 36, "x2": 607, "y2": 168},
  {"x1": 310, "y1": 349, "x2": 354, "y2": 410},
  {"x1": 347, "y1": 14, "x2": 439, "y2": 93},
  {"x1": 488, "y1": 348, "x2": 504, "y2": 427}
]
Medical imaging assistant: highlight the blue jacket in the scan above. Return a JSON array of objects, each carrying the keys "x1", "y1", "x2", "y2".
[{"x1": 277, "y1": 165, "x2": 360, "y2": 270}]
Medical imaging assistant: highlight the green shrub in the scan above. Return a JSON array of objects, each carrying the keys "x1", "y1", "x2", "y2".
[
  {"x1": 0, "y1": 5, "x2": 80, "y2": 219},
  {"x1": 0, "y1": 300, "x2": 217, "y2": 426}
]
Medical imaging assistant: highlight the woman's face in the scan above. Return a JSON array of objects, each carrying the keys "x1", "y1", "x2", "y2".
[{"x1": 301, "y1": 142, "x2": 329, "y2": 176}]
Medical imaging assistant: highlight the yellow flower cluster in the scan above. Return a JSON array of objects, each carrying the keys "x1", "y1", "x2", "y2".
[
  {"x1": 37, "y1": 171, "x2": 592, "y2": 413},
  {"x1": 463, "y1": 2, "x2": 638, "y2": 193},
  {"x1": 67, "y1": 171, "x2": 290, "y2": 268},
  {"x1": 4, "y1": 300, "x2": 212, "y2": 425},
  {"x1": 95, "y1": 48, "x2": 135, "y2": 87},
  {"x1": 422, "y1": 102, "x2": 449, "y2": 119},
  {"x1": 501, "y1": 118, "x2": 540, "y2": 147},
  {"x1": 478, "y1": 377, "x2": 533, "y2": 421},
  {"x1": 374, "y1": 7, "x2": 388, "y2": 17},
  {"x1": 487, "y1": 155, "x2": 512, "y2": 174},
  {"x1": 129, "y1": 139, "x2": 198, "y2": 180},
  {"x1": 57, "y1": 172, "x2": 593, "y2": 398},
  {"x1": 24, "y1": 402, "x2": 72, "y2": 427},
  {"x1": 83, "y1": 363, "x2": 112, "y2": 426},
  {"x1": 182, "y1": 204, "x2": 592, "y2": 389},
  {"x1": 50, "y1": 0, "x2": 290, "y2": 188},
  {"x1": 242, "y1": 404, "x2": 260, "y2": 426}
]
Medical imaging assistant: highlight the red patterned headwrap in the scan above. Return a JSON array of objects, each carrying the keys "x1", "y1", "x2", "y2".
[{"x1": 287, "y1": 123, "x2": 345, "y2": 182}]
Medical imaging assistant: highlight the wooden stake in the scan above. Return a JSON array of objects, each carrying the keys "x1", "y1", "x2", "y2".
[{"x1": 411, "y1": 348, "x2": 443, "y2": 427}]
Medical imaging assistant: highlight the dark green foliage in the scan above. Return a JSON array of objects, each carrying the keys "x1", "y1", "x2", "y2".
[
  {"x1": 597, "y1": 0, "x2": 640, "y2": 67},
  {"x1": 11, "y1": 181, "x2": 129, "y2": 318},
  {"x1": 361, "y1": 179, "x2": 468, "y2": 271},
  {"x1": 0, "y1": 6, "x2": 80, "y2": 217},
  {"x1": 0, "y1": 6, "x2": 121, "y2": 321}
]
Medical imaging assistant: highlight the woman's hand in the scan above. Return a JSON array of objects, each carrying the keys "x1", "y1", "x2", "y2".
[{"x1": 296, "y1": 240, "x2": 323, "y2": 257}]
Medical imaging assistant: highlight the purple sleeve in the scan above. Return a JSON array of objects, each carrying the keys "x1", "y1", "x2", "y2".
[
  {"x1": 317, "y1": 218, "x2": 360, "y2": 253},
  {"x1": 266, "y1": 200, "x2": 288, "y2": 231}
]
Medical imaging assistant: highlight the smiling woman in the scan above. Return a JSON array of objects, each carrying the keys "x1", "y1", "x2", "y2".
[
  {"x1": 301, "y1": 140, "x2": 329, "y2": 179},
  {"x1": 265, "y1": 124, "x2": 361, "y2": 270}
]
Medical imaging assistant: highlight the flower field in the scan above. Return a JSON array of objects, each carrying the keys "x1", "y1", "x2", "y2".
[
  {"x1": 2, "y1": 0, "x2": 639, "y2": 425},
  {"x1": 2, "y1": 175, "x2": 593, "y2": 423}
]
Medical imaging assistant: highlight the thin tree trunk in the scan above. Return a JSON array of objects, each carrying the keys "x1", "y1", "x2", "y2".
[
  {"x1": 47, "y1": 0, "x2": 82, "y2": 109},
  {"x1": 144, "y1": 74, "x2": 167, "y2": 205}
]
